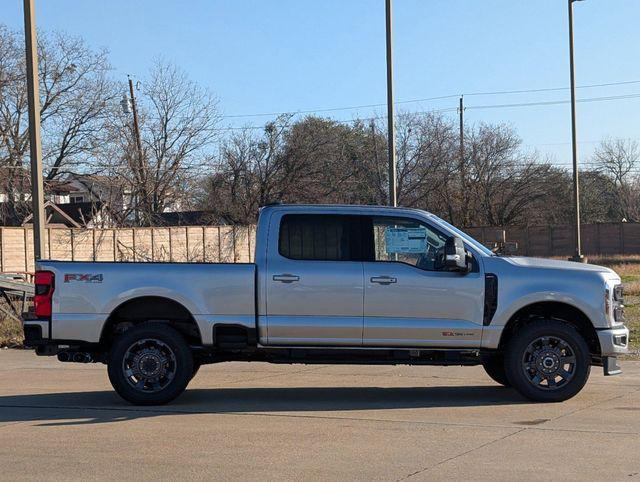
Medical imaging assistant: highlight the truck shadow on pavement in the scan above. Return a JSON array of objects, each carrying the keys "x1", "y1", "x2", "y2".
[{"x1": 0, "y1": 386, "x2": 527, "y2": 427}]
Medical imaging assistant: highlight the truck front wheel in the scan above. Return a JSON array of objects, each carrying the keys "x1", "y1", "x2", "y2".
[
  {"x1": 107, "y1": 322, "x2": 194, "y2": 405},
  {"x1": 504, "y1": 320, "x2": 590, "y2": 402},
  {"x1": 482, "y1": 354, "x2": 510, "y2": 387}
]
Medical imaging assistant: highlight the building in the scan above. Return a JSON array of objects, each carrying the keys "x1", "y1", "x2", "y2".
[
  {"x1": 0, "y1": 169, "x2": 113, "y2": 227},
  {"x1": 0, "y1": 169, "x2": 215, "y2": 228}
]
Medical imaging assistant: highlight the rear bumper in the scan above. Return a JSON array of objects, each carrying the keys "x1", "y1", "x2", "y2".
[
  {"x1": 23, "y1": 320, "x2": 99, "y2": 357},
  {"x1": 22, "y1": 320, "x2": 49, "y2": 346},
  {"x1": 597, "y1": 325, "x2": 629, "y2": 356}
]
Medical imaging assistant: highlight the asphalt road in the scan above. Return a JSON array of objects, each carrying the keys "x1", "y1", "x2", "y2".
[{"x1": 0, "y1": 349, "x2": 639, "y2": 481}]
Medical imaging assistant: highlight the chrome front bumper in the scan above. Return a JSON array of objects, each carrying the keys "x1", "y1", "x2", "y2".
[
  {"x1": 597, "y1": 325, "x2": 630, "y2": 357},
  {"x1": 597, "y1": 325, "x2": 629, "y2": 376}
]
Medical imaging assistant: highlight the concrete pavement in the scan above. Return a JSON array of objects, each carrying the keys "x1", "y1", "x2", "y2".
[{"x1": 0, "y1": 349, "x2": 639, "y2": 480}]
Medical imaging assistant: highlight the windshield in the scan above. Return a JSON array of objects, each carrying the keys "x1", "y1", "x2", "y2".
[{"x1": 429, "y1": 215, "x2": 495, "y2": 257}]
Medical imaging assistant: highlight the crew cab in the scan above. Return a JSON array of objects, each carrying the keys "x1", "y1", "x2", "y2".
[{"x1": 23, "y1": 204, "x2": 629, "y2": 405}]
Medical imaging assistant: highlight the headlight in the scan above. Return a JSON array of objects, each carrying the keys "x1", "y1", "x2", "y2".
[
  {"x1": 614, "y1": 284, "x2": 624, "y2": 303},
  {"x1": 610, "y1": 284, "x2": 625, "y2": 325}
]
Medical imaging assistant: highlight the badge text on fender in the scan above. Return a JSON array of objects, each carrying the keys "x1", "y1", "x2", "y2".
[{"x1": 64, "y1": 273, "x2": 103, "y2": 283}]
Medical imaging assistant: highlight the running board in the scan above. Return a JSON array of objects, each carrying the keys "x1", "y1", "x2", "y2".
[{"x1": 209, "y1": 347, "x2": 482, "y2": 366}]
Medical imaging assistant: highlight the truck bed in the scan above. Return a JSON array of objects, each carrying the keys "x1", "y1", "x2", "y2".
[{"x1": 37, "y1": 260, "x2": 257, "y2": 345}]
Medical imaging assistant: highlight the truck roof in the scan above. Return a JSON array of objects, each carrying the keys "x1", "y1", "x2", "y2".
[{"x1": 260, "y1": 203, "x2": 435, "y2": 218}]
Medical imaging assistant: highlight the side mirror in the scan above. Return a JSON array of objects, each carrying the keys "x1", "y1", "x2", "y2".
[{"x1": 444, "y1": 236, "x2": 469, "y2": 272}]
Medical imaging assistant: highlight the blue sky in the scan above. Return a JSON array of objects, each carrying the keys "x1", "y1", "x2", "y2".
[{"x1": 4, "y1": 0, "x2": 640, "y2": 165}]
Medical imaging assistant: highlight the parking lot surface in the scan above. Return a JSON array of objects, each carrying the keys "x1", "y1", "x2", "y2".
[{"x1": 0, "y1": 349, "x2": 639, "y2": 480}]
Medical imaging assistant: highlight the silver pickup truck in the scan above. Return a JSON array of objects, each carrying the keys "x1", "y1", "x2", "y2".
[{"x1": 24, "y1": 204, "x2": 629, "y2": 405}]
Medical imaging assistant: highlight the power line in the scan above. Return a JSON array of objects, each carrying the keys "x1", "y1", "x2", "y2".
[
  {"x1": 463, "y1": 79, "x2": 640, "y2": 97},
  {"x1": 529, "y1": 138, "x2": 638, "y2": 147},
  {"x1": 214, "y1": 106, "x2": 458, "y2": 131},
  {"x1": 221, "y1": 79, "x2": 640, "y2": 120},
  {"x1": 221, "y1": 94, "x2": 460, "y2": 119},
  {"x1": 213, "y1": 92, "x2": 640, "y2": 132},
  {"x1": 467, "y1": 93, "x2": 640, "y2": 111}
]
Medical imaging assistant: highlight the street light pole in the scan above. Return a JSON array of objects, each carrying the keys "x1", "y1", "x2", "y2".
[
  {"x1": 568, "y1": 0, "x2": 586, "y2": 262},
  {"x1": 385, "y1": 0, "x2": 397, "y2": 207},
  {"x1": 23, "y1": 0, "x2": 46, "y2": 262}
]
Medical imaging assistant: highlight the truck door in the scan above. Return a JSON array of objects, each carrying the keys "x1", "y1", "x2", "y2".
[
  {"x1": 265, "y1": 213, "x2": 364, "y2": 346},
  {"x1": 362, "y1": 216, "x2": 484, "y2": 348}
]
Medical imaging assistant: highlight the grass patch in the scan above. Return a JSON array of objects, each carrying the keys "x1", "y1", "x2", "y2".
[
  {"x1": 624, "y1": 296, "x2": 640, "y2": 355},
  {"x1": 0, "y1": 296, "x2": 27, "y2": 347},
  {"x1": 593, "y1": 258, "x2": 639, "y2": 358},
  {"x1": 589, "y1": 254, "x2": 640, "y2": 267},
  {"x1": 0, "y1": 315, "x2": 23, "y2": 348}
]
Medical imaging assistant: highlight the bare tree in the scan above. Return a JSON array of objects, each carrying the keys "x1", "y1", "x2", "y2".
[
  {"x1": 102, "y1": 60, "x2": 220, "y2": 226},
  {"x1": 593, "y1": 138, "x2": 640, "y2": 221},
  {"x1": 280, "y1": 116, "x2": 386, "y2": 204},
  {"x1": 202, "y1": 113, "x2": 594, "y2": 229},
  {"x1": 0, "y1": 25, "x2": 113, "y2": 223},
  {"x1": 0, "y1": 25, "x2": 27, "y2": 223},
  {"x1": 203, "y1": 116, "x2": 294, "y2": 224},
  {"x1": 393, "y1": 112, "x2": 458, "y2": 215},
  {"x1": 38, "y1": 32, "x2": 115, "y2": 180}
]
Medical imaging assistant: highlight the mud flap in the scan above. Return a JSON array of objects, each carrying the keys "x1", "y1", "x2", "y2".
[{"x1": 603, "y1": 356, "x2": 622, "y2": 376}]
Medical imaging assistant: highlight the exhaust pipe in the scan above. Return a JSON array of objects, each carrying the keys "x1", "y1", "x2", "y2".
[
  {"x1": 72, "y1": 352, "x2": 92, "y2": 363},
  {"x1": 58, "y1": 351, "x2": 93, "y2": 363}
]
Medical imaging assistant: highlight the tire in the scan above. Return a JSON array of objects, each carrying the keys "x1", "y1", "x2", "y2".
[
  {"x1": 482, "y1": 354, "x2": 510, "y2": 387},
  {"x1": 190, "y1": 362, "x2": 201, "y2": 381},
  {"x1": 107, "y1": 322, "x2": 193, "y2": 405},
  {"x1": 504, "y1": 320, "x2": 590, "y2": 402}
]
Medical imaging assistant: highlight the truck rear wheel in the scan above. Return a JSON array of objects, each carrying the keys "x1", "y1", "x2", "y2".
[
  {"x1": 107, "y1": 322, "x2": 193, "y2": 405},
  {"x1": 482, "y1": 354, "x2": 510, "y2": 387},
  {"x1": 190, "y1": 362, "x2": 201, "y2": 380},
  {"x1": 504, "y1": 320, "x2": 590, "y2": 402}
]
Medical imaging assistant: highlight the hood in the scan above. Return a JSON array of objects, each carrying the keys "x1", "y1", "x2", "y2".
[{"x1": 502, "y1": 256, "x2": 615, "y2": 275}]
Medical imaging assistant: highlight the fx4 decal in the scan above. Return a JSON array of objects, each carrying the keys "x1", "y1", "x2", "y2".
[{"x1": 64, "y1": 273, "x2": 103, "y2": 283}]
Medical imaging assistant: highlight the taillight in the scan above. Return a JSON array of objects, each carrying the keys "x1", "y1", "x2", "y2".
[{"x1": 34, "y1": 270, "x2": 55, "y2": 319}]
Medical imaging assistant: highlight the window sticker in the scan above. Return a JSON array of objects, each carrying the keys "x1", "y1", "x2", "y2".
[{"x1": 385, "y1": 227, "x2": 427, "y2": 254}]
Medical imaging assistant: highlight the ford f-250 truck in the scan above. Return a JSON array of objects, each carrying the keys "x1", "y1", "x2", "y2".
[{"x1": 23, "y1": 204, "x2": 629, "y2": 405}]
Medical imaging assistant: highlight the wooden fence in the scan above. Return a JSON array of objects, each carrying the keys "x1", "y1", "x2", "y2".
[
  {"x1": 1, "y1": 221, "x2": 639, "y2": 273},
  {"x1": 466, "y1": 222, "x2": 640, "y2": 258},
  {"x1": 0, "y1": 225, "x2": 256, "y2": 273}
]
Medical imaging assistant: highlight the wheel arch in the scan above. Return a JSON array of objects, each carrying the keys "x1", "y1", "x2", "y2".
[
  {"x1": 498, "y1": 301, "x2": 600, "y2": 355},
  {"x1": 100, "y1": 296, "x2": 202, "y2": 346}
]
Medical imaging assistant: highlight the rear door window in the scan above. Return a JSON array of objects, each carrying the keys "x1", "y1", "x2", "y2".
[{"x1": 278, "y1": 214, "x2": 364, "y2": 261}]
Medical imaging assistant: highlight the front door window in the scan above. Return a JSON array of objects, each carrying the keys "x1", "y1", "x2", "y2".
[{"x1": 372, "y1": 217, "x2": 449, "y2": 271}]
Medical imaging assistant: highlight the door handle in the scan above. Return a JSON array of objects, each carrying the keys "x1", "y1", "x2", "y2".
[
  {"x1": 273, "y1": 274, "x2": 300, "y2": 283},
  {"x1": 370, "y1": 276, "x2": 397, "y2": 285}
]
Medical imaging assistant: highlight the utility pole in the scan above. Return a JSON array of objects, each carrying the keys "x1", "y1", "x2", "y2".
[
  {"x1": 458, "y1": 95, "x2": 467, "y2": 227},
  {"x1": 385, "y1": 0, "x2": 397, "y2": 207},
  {"x1": 127, "y1": 76, "x2": 145, "y2": 224},
  {"x1": 568, "y1": 0, "x2": 586, "y2": 262},
  {"x1": 459, "y1": 96, "x2": 464, "y2": 163},
  {"x1": 23, "y1": 0, "x2": 46, "y2": 261},
  {"x1": 127, "y1": 76, "x2": 144, "y2": 171}
]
